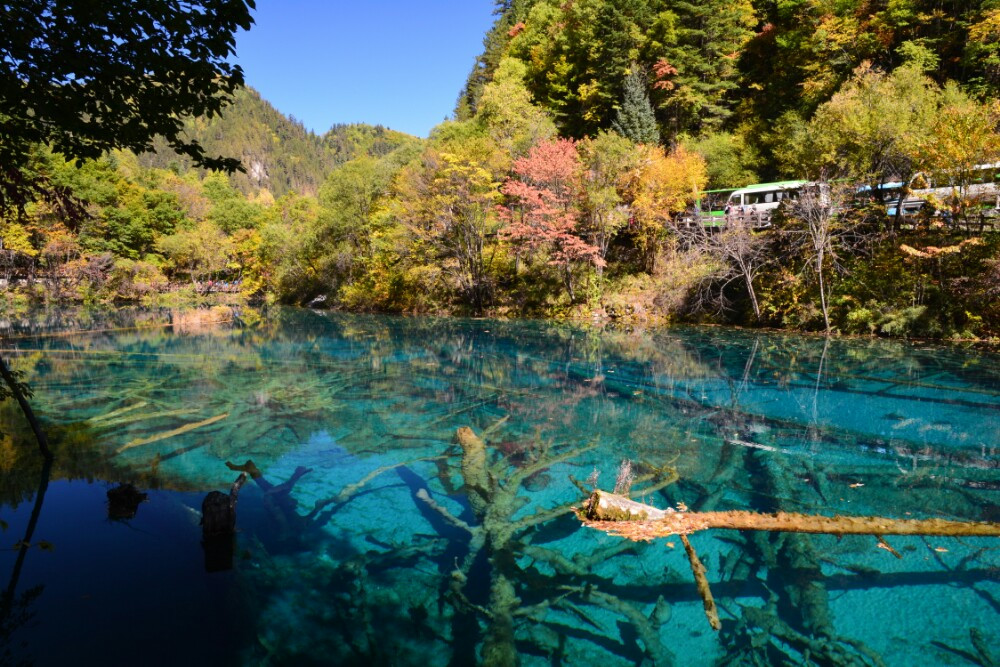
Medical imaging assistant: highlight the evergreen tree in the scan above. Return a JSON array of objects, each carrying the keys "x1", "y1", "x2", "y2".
[
  {"x1": 456, "y1": 0, "x2": 539, "y2": 119},
  {"x1": 654, "y1": 0, "x2": 756, "y2": 135},
  {"x1": 612, "y1": 69, "x2": 660, "y2": 145}
]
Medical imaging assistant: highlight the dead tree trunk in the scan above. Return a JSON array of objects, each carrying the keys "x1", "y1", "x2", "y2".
[
  {"x1": 579, "y1": 490, "x2": 1000, "y2": 539},
  {"x1": 578, "y1": 488, "x2": 1000, "y2": 634}
]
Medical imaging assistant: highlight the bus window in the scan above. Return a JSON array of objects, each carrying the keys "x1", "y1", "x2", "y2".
[{"x1": 746, "y1": 191, "x2": 776, "y2": 205}]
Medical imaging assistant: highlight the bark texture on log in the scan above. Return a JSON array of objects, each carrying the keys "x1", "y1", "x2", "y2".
[{"x1": 579, "y1": 490, "x2": 1000, "y2": 540}]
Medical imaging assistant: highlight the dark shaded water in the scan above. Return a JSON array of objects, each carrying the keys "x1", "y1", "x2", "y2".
[{"x1": 0, "y1": 307, "x2": 998, "y2": 665}]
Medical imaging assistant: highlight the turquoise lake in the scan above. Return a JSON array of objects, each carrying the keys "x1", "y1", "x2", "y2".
[{"x1": 0, "y1": 307, "x2": 998, "y2": 666}]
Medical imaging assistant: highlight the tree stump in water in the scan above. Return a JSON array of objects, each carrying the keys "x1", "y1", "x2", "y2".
[{"x1": 201, "y1": 472, "x2": 247, "y2": 572}]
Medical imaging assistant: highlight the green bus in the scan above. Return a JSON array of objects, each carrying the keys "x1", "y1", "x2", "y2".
[{"x1": 693, "y1": 188, "x2": 737, "y2": 227}]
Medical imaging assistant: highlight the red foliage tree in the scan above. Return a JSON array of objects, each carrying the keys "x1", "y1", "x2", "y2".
[{"x1": 500, "y1": 138, "x2": 601, "y2": 302}]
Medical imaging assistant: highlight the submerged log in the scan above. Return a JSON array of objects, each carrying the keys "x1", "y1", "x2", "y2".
[
  {"x1": 115, "y1": 411, "x2": 229, "y2": 454},
  {"x1": 579, "y1": 490, "x2": 1000, "y2": 540},
  {"x1": 680, "y1": 534, "x2": 720, "y2": 631}
]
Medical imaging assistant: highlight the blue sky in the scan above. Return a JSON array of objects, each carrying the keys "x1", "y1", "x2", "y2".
[{"x1": 233, "y1": 0, "x2": 496, "y2": 138}]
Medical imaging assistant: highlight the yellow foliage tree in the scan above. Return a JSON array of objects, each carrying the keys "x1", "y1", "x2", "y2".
[
  {"x1": 0, "y1": 221, "x2": 37, "y2": 257},
  {"x1": 626, "y1": 144, "x2": 707, "y2": 271},
  {"x1": 914, "y1": 85, "x2": 1000, "y2": 221}
]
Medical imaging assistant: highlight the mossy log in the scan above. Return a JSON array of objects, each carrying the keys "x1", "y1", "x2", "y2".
[
  {"x1": 579, "y1": 490, "x2": 1000, "y2": 540},
  {"x1": 455, "y1": 425, "x2": 491, "y2": 514}
]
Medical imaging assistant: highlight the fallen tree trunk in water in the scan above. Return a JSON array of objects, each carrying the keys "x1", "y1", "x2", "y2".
[
  {"x1": 579, "y1": 489, "x2": 1000, "y2": 540},
  {"x1": 578, "y1": 488, "x2": 1000, "y2": 634}
]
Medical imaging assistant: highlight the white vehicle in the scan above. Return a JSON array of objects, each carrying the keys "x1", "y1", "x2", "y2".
[
  {"x1": 908, "y1": 162, "x2": 1000, "y2": 210},
  {"x1": 726, "y1": 180, "x2": 810, "y2": 212}
]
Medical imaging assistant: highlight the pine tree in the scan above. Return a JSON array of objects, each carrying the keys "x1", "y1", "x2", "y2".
[{"x1": 612, "y1": 69, "x2": 660, "y2": 145}]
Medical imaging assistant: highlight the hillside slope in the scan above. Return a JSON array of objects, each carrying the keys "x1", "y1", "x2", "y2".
[{"x1": 138, "y1": 88, "x2": 418, "y2": 197}]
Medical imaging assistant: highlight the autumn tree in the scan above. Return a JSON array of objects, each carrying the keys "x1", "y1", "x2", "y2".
[
  {"x1": 913, "y1": 84, "x2": 1000, "y2": 224},
  {"x1": 157, "y1": 220, "x2": 232, "y2": 287},
  {"x1": 967, "y1": 7, "x2": 1000, "y2": 95},
  {"x1": 683, "y1": 131, "x2": 759, "y2": 189},
  {"x1": 500, "y1": 138, "x2": 600, "y2": 302},
  {"x1": 507, "y1": 0, "x2": 653, "y2": 138},
  {"x1": 398, "y1": 141, "x2": 503, "y2": 311},
  {"x1": 782, "y1": 65, "x2": 937, "y2": 186},
  {"x1": 651, "y1": 0, "x2": 756, "y2": 135},
  {"x1": 455, "y1": 0, "x2": 538, "y2": 119},
  {"x1": 627, "y1": 144, "x2": 707, "y2": 272},
  {"x1": 473, "y1": 57, "x2": 556, "y2": 161},
  {"x1": 578, "y1": 131, "x2": 637, "y2": 275},
  {"x1": 319, "y1": 157, "x2": 393, "y2": 264},
  {"x1": 258, "y1": 192, "x2": 329, "y2": 304},
  {"x1": 779, "y1": 63, "x2": 943, "y2": 233}
]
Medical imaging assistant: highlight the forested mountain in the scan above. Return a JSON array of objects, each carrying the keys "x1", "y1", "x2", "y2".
[
  {"x1": 324, "y1": 123, "x2": 423, "y2": 165},
  {"x1": 137, "y1": 88, "x2": 418, "y2": 198},
  {"x1": 137, "y1": 86, "x2": 334, "y2": 197}
]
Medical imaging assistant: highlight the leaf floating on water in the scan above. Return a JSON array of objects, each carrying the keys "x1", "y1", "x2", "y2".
[{"x1": 115, "y1": 412, "x2": 230, "y2": 454}]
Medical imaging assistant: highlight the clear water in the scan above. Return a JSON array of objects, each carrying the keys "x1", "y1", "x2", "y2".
[{"x1": 1, "y1": 307, "x2": 998, "y2": 666}]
